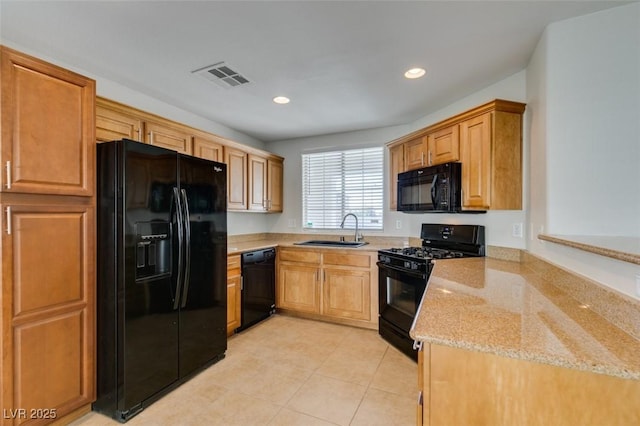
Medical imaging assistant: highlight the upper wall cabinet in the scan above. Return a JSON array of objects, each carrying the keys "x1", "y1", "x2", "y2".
[
  {"x1": 96, "y1": 97, "x2": 284, "y2": 212},
  {"x1": 145, "y1": 119, "x2": 192, "y2": 155},
  {"x1": 388, "y1": 99, "x2": 526, "y2": 211},
  {"x1": 1, "y1": 46, "x2": 96, "y2": 196},
  {"x1": 96, "y1": 103, "x2": 143, "y2": 142},
  {"x1": 193, "y1": 135, "x2": 223, "y2": 162}
]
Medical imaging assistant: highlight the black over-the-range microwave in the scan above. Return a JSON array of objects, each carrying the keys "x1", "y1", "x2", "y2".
[{"x1": 397, "y1": 162, "x2": 484, "y2": 213}]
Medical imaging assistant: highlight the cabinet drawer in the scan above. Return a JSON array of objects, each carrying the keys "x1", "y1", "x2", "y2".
[
  {"x1": 278, "y1": 249, "x2": 321, "y2": 264},
  {"x1": 323, "y1": 252, "x2": 371, "y2": 268}
]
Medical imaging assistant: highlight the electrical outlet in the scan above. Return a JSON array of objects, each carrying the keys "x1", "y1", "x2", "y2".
[
  {"x1": 512, "y1": 223, "x2": 523, "y2": 238},
  {"x1": 396, "y1": 220, "x2": 402, "y2": 230},
  {"x1": 287, "y1": 219, "x2": 296, "y2": 228}
]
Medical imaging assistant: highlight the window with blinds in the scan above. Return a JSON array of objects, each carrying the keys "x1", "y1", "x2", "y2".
[{"x1": 302, "y1": 147, "x2": 384, "y2": 230}]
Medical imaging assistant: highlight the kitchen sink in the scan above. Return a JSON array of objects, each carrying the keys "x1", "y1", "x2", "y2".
[{"x1": 294, "y1": 240, "x2": 369, "y2": 248}]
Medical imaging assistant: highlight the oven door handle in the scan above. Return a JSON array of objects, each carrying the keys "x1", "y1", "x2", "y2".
[{"x1": 376, "y1": 261, "x2": 427, "y2": 279}]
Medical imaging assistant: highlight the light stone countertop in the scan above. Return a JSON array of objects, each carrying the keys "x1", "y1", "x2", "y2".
[{"x1": 410, "y1": 257, "x2": 640, "y2": 380}]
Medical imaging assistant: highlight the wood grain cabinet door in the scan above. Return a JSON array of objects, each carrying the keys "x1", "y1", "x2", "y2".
[
  {"x1": 0, "y1": 46, "x2": 95, "y2": 197},
  {"x1": 225, "y1": 147, "x2": 248, "y2": 211},
  {"x1": 322, "y1": 268, "x2": 371, "y2": 321},
  {"x1": 426, "y1": 125, "x2": 460, "y2": 166},
  {"x1": 267, "y1": 159, "x2": 283, "y2": 213},
  {"x1": 248, "y1": 155, "x2": 267, "y2": 211},
  {"x1": 1, "y1": 201, "x2": 95, "y2": 423},
  {"x1": 277, "y1": 264, "x2": 320, "y2": 314},
  {"x1": 144, "y1": 120, "x2": 192, "y2": 155},
  {"x1": 404, "y1": 137, "x2": 426, "y2": 171},
  {"x1": 193, "y1": 136, "x2": 223, "y2": 162},
  {"x1": 459, "y1": 113, "x2": 492, "y2": 210},
  {"x1": 96, "y1": 103, "x2": 143, "y2": 142}
]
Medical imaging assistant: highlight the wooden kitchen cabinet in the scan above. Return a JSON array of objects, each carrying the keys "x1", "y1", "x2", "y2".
[
  {"x1": 144, "y1": 119, "x2": 192, "y2": 155},
  {"x1": 267, "y1": 158, "x2": 283, "y2": 212},
  {"x1": 276, "y1": 247, "x2": 376, "y2": 328},
  {"x1": 95, "y1": 97, "x2": 284, "y2": 213},
  {"x1": 388, "y1": 143, "x2": 404, "y2": 210},
  {"x1": 225, "y1": 147, "x2": 248, "y2": 211},
  {"x1": 193, "y1": 135, "x2": 223, "y2": 162},
  {"x1": 0, "y1": 46, "x2": 96, "y2": 425},
  {"x1": 227, "y1": 254, "x2": 242, "y2": 335},
  {"x1": 1, "y1": 46, "x2": 95, "y2": 197},
  {"x1": 459, "y1": 106, "x2": 523, "y2": 210},
  {"x1": 248, "y1": 154, "x2": 268, "y2": 211},
  {"x1": 417, "y1": 343, "x2": 640, "y2": 425},
  {"x1": 96, "y1": 102, "x2": 143, "y2": 142},
  {"x1": 277, "y1": 249, "x2": 321, "y2": 314},
  {"x1": 247, "y1": 154, "x2": 283, "y2": 212},
  {"x1": 386, "y1": 99, "x2": 525, "y2": 211},
  {"x1": 426, "y1": 125, "x2": 459, "y2": 166},
  {"x1": 404, "y1": 137, "x2": 426, "y2": 170}
]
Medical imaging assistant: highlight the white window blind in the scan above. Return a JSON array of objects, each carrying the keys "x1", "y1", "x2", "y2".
[{"x1": 302, "y1": 147, "x2": 383, "y2": 230}]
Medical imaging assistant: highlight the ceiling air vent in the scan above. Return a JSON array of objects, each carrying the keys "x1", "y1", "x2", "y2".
[{"x1": 192, "y1": 62, "x2": 251, "y2": 88}]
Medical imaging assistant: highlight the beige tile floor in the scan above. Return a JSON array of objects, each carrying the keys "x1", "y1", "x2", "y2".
[{"x1": 71, "y1": 315, "x2": 417, "y2": 426}]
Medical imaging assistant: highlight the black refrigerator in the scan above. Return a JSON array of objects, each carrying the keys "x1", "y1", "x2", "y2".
[{"x1": 94, "y1": 139, "x2": 227, "y2": 422}]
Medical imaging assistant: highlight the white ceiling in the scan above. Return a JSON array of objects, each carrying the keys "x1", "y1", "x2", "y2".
[{"x1": 0, "y1": 1, "x2": 631, "y2": 142}]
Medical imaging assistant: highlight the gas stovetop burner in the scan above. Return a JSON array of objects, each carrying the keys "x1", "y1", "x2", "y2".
[{"x1": 383, "y1": 247, "x2": 466, "y2": 260}]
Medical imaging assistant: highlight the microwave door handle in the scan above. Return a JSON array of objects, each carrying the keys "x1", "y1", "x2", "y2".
[{"x1": 430, "y1": 174, "x2": 438, "y2": 207}]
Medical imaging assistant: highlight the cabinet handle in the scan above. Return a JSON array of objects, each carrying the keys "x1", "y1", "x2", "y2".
[
  {"x1": 428, "y1": 151, "x2": 432, "y2": 166},
  {"x1": 412, "y1": 340, "x2": 423, "y2": 351},
  {"x1": 5, "y1": 161, "x2": 11, "y2": 189},
  {"x1": 5, "y1": 207, "x2": 11, "y2": 235},
  {"x1": 240, "y1": 276, "x2": 244, "y2": 291},
  {"x1": 148, "y1": 131, "x2": 154, "y2": 143}
]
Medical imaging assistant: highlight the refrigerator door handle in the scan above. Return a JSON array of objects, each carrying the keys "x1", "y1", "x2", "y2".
[
  {"x1": 180, "y1": 188, "x2": 191, "y2": 308},
  {"x1": 173, "y1": 187, "x2": 184, "y2": 310}
]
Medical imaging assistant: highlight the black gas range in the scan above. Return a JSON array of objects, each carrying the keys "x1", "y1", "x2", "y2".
[{"x1": 377, "y1": 224, "x2": 485, "y2": 360}]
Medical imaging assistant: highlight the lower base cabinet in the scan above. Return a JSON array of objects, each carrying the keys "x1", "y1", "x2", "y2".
[
  {"x1": 276, "y1": 248, "x2": 376, "y2": 328},
  {"x1": 417, "y1": 343, "x2": 640, "y2": 425},
  {"x1": 227, "y1": 254, "x2": 241, "y2": 335}
]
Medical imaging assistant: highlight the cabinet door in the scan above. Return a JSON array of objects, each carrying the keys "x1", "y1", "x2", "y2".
[
  {"x1": 460, "y1": 113, "x2": 492, "y2": 209},
  {"x1": 322, "y1": 268, "x2": 370, "y2": 321},
  {"x1": 96, "y1": 103, "x2": 143, "y2": 142},
  {"x1": 145, "y1": 120, "x2": 192, "y2": 155},
  {"x1": 226, "y1": 255, "x2": 242, "y2": 334},
  {"x1": 404, "y1": 137, "x2": 426, "y2": 170},
  {"x1": 267, "y1": 159, "x2": 283, "y2": 212},
  {"x1": 389, "y1": 144, "x2": 404, "y2": 210},
  {"x1": 193, "y1": 136, "x2": 223, "y2": 162},
  {"x1": 427, "y1": 125, "x2": 459, "y2": 166},
  {"x1": 248, "y1": 155, "x2": 267, "y2": 211},
  {"x1": 1, "y1": 201, "x2": 95, "y2": 422},
  {"x1": 1, "y1": 46, "x2": 95, "y2": 196},
  {"x1": 225, "y1": 147, "x2": 248, "y2": 210},
  {"x1": 277, "y1": 264, "x2": 320, "y2": 314}
]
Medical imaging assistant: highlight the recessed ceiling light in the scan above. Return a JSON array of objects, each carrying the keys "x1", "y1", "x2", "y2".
[
  {"x1": 273, "y1": 96, "x2": 290, "y2": 104},
  {"x1": 404, "y1": 67, "x2": 426, "y2": 79}
]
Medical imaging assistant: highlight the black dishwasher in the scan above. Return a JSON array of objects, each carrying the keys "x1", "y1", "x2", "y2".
[{"x1": 237, "y1": 248, "x2": 276, "y2": 332}]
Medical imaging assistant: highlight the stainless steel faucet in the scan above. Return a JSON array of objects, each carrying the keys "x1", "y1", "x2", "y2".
[{"x1": 340, "y1": 213, "x2": 360, "y2": 242}]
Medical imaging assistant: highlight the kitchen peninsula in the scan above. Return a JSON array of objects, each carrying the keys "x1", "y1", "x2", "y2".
[{"x1": 411, "y1": 253, "x2": 640, "y2": 425}]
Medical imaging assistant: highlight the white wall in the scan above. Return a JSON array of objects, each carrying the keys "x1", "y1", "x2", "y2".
[
  {"x1": 527, "y1": 3, "x2": 640, "y2": 299},
  {"x1": 266, "y1": 71, "x2": 529, "y2": 249}
]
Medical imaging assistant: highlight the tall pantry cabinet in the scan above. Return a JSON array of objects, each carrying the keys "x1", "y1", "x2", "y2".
[{"x1": 0, "y1": 46, "x2": 96, "y2": 425}]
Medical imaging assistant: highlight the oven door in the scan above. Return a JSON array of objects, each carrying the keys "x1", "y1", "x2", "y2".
[{"x1": 377, "y1": 262, "x2": 427, "y2": 360}]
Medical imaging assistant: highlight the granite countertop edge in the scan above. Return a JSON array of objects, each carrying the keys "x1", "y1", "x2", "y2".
[{"x1": 410, "y1": 258, "x2": 640, "y2": 381}]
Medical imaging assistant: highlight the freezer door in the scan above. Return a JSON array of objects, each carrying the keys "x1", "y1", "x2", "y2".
[{"x1": 177, "y1": 155, "x2": 227, "y2": 378}]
